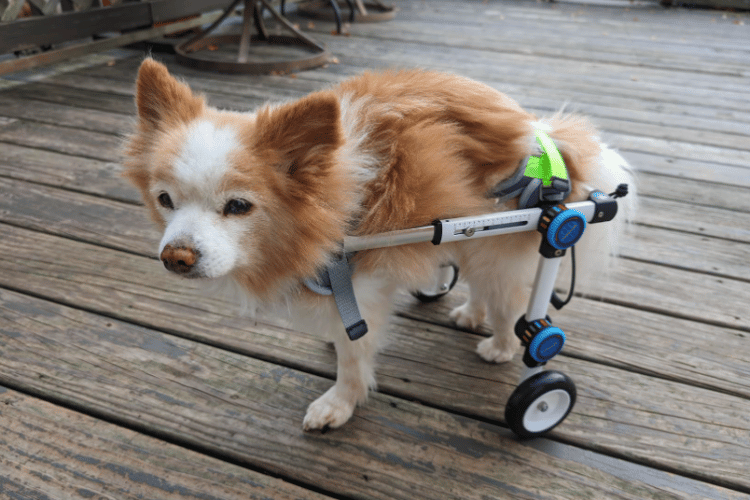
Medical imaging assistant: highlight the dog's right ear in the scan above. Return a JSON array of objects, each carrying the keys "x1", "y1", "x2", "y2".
[{"x1": 135, "y1": 58, "x2": 204, "y2": 130}]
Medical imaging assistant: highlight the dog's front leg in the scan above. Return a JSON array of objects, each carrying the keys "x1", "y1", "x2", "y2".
[{"x1": 303, "y1": 328, "x2": 378, "y2": 431}]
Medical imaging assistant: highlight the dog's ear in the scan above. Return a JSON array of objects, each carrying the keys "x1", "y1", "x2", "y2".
[
  {"x1": 135, "y1": 58, "x2": 204, "y2": 129},
  {"x1": 255, "y1": 92, "x2": 343, "y2": 178}
]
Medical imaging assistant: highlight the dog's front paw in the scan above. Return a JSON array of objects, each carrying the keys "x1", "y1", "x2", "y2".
[
  {"x1": 303, "y1": 387, "x2": 356, "y2": 431},
  {"x1": 476, "y1": 336, "x2": 517, "y2": 363},
  {"x1": 449, "y1": 302, "x2": 486, "y2": 331}
]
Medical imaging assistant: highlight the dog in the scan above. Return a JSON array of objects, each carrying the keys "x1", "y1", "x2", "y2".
[{"x1": 124, "y1": 58, "x2": 635, "y2": 431}]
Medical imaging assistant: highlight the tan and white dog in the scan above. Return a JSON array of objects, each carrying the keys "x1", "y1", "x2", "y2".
[{"x1": 124, "y1": 58, "x2": 634, "y2": 431}]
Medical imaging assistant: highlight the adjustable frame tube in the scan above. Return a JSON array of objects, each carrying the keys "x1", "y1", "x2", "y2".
[{"x1": 343, "y1": 200, "x2": 597, "y2": 253}]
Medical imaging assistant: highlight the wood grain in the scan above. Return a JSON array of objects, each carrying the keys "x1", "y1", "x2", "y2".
[
  {"x1": 0, "y1": 0, "x2": 748, "y2": 496},
  {"x1": 0, "y1": 223, "x2": 749, "y2": 490},
  {"x1": 0, "y1": 288, "x2": 688, "y2": 500},
  {"x1": 0, "y1": 387, "x2": 335, "y2": 500}
]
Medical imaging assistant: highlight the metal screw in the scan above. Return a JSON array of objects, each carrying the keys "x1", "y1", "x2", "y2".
[
  {"x1": 538, "y1": 401, "x2": 549, "y2": 412},
  {"x1": 554, "y1": 249, "x2": 563, "y2": 257},
  {"x1": 598, "y1": 211, "x2": 605, "y2": 219},
  {"x1": 464, "y1": 227, "x2": 475, "y2": 237}
]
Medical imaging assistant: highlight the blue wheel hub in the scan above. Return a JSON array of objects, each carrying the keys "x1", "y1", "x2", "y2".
[
  {"x1": 546, "y1": 209, "x2": 586, "y2": 250},
  {"x1": 528, "y1": 326, "x2": 566, "y2": 363}
]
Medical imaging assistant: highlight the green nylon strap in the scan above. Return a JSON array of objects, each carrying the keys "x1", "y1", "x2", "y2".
[{"x1": 524, "y1": 130, "x2": 568, "y2": 187}]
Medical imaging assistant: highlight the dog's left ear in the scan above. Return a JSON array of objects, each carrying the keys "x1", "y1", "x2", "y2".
[
  {"x1": 135, "y1": 57, "x2": 204, "y2": 130},
  {"x1": 255, "y1": 91, "x2": 343, "y2": 178}
]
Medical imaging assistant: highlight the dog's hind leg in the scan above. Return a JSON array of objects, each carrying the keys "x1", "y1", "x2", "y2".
[
  {"x1": 476, "y1": 284, "x2": 528, "y2": 363},
  {"x1": 455, "y1": 238, "x2": 538, "y2": 364}
]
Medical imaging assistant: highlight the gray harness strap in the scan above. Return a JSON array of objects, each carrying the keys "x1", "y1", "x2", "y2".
[
  {"x1": 490, "y1": 153, "x2": 571, "y2": 209},
  {"x1": 304, "y1": 253, "x2": 368, "y2": 341}
]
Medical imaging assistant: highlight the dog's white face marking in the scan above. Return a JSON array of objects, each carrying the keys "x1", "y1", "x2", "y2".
[
  {"x1": 174, "y1": 120, "x2": 239, "y2": 194},
  {"x1": 155, "y1": 119, "x2": 254, "y2": 279}
]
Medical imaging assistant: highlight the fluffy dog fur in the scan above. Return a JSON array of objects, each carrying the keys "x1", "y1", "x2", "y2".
[{"x1": 124, "y1": 58, "x2": 635, "y2": 431}]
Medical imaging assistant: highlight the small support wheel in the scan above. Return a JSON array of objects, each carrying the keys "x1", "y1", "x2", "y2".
[
  {"x1": 412, "y1": 264, "x2": 459, "y2": 303},
  {"x1": 505, "y1": 370, "x2": 576, "y2": 439}
]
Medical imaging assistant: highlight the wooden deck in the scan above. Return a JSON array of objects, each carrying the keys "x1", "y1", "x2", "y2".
[{"x1": 1, "y1": 0, "x2": 749, "y2": 498}]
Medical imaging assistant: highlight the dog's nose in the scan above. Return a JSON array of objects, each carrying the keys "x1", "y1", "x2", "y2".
[{"x1": 160, "y1": 244, "x2": 198, "y2": 275}]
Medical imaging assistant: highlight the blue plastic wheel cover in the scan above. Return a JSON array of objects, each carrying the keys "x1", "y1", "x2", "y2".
[
  {"x1": 547, "y1": 209, "x2": 586, "y2": 250},
  {"x1": 529, "y1": 326, "x2": 566, "y2": 363}
]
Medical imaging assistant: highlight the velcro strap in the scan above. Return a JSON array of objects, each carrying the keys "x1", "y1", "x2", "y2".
[{"x1": 304, "y1": 253, "x2": 368, "y2": 341}]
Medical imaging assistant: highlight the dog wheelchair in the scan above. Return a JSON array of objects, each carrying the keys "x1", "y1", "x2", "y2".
[{"x1": 310, "y1": 130, "x2": 629, "y2": 438}]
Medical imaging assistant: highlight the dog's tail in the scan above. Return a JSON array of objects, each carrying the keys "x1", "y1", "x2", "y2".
[{"x1": 533, "y1": 115, "x2": 638, "y2": 294}]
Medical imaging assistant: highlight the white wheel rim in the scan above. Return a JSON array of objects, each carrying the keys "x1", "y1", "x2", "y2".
[
  {"x1": 420, "y1": 266, "x2": 455, "y2": 295},
  {"x1": 522, "y1": 389, "x2": 571, "y2": 434}
]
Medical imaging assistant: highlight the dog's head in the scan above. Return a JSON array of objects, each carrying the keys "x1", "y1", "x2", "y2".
[{"x1": 124, "y1": 58, "x2": 350, "y2": 299}]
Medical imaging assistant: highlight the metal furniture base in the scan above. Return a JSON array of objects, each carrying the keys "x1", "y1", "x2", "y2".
[{"x1": 175, "y1": 0, "x2": 331, "y2": 74}]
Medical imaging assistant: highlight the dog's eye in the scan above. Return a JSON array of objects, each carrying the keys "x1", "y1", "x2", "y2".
[
  {"x1": 158, "y1": 192, "x2": 174, "y2": 210},
  {"x1": 223, "y1": 199, "x2": 252, "y2": 216}
]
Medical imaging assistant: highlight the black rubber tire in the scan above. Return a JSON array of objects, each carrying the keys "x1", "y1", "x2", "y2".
[
  {"x1": 505, "y1": 370, "x2": 576, "y2": 439},
  {"x1": 411, "y1": 264, "x2": 459, "y2": 303}
]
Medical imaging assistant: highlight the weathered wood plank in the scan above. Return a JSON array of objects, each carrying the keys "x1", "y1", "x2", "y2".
[
  {"x1": 5, "y1": 58, "x2": 748, "y2": 179},
  {"x1": 2, "y1": 87, "x2": 748, "y2": 207},
  {"x1": 0, "y1": 288, "x2": 691, "y2": 500},
  {"x1": 37, "y1": 59, "x2": 750, "y2": 152},
  {"x1": 613, "y1": 134, "x2": 750, "y2": 170},
  {"x1": 5, "y1": 66, "x2": 747, "y2": 193},
  {"x1": 0, "y1": 120, "x2": 120, "y2": 162},
  {"x1": 303, "y1": 3, "x2": 750, "y2": 77},
  {"x1": 394, "y1": 288, "x2": 750, "y2": 399},
  {"x1": 0, "y1": 143, "x2": 133, "y2": 201},
  {"x1": 0, "y1": 387, "x2": 336, "y2": 500},
  {"x1": 0, "y1": 176, "x2": 154, "y2": 255},
  {"x1": 622, "y1": 225, "x2": 750, "y2": 282},
  {"x1": 624, "y1": 151, "x2": 750, "y2": 189},
  {"x1": 0, "y1": 92, "x2": 131, "y2": 135},
  {"x1": 1, "y1": 223, "x2": 749, "y2": 491},
  {"x1": 393, "y1": 0, "x2": 750, "y2": 50},
  {"x1": 2, "y1": 81, "x2": 137, "y2": 114},
  {"x1": 637, "y1": 196, "x2": 750, "y2": 243},
  {"x1": 2, "y1": 87, "x2": 748, "y2": 224},
  {"x1": 60, "y1": 55, "x2": 750, "y2": 131}
]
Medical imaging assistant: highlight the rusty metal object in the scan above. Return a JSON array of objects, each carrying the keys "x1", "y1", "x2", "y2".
[
  {"x1": 298, "y1": 0, "x2": 396, "y2": 24},
  {"x1": 175, "y1": 0, "x2": 331, "y2": 74}
]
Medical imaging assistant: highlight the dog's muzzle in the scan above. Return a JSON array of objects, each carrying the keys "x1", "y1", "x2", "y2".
[{"x1": 160, "y1": 244, "x2": 200, "y2": 275}]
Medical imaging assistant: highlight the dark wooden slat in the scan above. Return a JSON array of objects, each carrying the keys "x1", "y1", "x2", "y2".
[
  {"x1": 2, "y1": 77, "x2": 749, "y2": 191},
  {"x1": 0, "y1": 223, "x2": 749, "y2": 491},
  {"x1": 2, "y1": 81, "x2": 136, "y2": 114},
  {"x1": 0, "y1": 92, "x2": 131, "y2": 135},
  {"x1": 0, "y1": 143, "x2": 132, "y2": 201},
  {"x1": 394, "y1": 0, "x2": 750, "y2": 51},
  {"x1": 624, "y1": 151, "x2": 750, "y2": 189},
  {"x1": 0, "y1": 3, "x2": 152, "y2": 53},
  {"x1": 0, "y1": 287, "x2": 691, "y2": 500},
  {"x1": 0, "y1": 387, "x2": 336, "y2": 500},
  {"x1": 0, "y1": 119, "x2": 122, "y2": 161},
  {"x1": 0, "y1": 0, "x2": 232, "y2": 54},
  {"x1": 45, "y1": 65, "x2": 750, "y2": 152},
  {"x1": 148, "y1": 0, "x2": 233, "y2": 23},
  {"x1": 303, "y1": 2, "x2": 750, "y2": 77},
  {"x1": 42, "y1": 57, "x2": 750, "y2": 143},
  {"x1": 637, "y1": 197, "x2": 750, "y2": 243}
]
